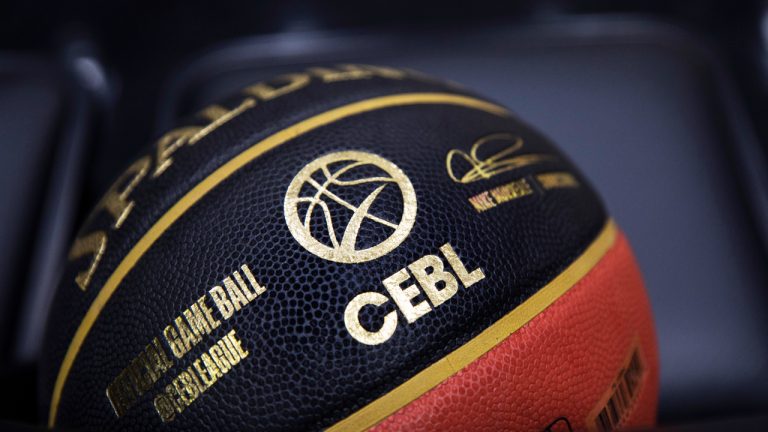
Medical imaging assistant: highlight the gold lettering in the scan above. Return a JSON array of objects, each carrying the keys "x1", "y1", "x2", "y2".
[
  {"x1": 107, "y1": 338, "x2": 173, "y2": 418},
  {"x1": 243, "y1": 73, "x2": 310, "y2": 101},
  {"x1": 68, "y1": 230, "x2": 107, "y2": 291},
  {"x1": 232, "y1": 271, "x2": 257, "y2": 302},
  {"x1": 222, "y1": 276, "x2": 249, "y2": 312},
  {"x1": 344, "y1": 291, "x2": 398, "y2": 345},
  {"x1": 359, "y1": 64, "x2": 406, "y2": 79},
  {"x1": 209, "y1": 345, "x2": 231, "y2": 373},
  {"x1": 240, "y1": 263, "x2": 266, "y2": 295},
  {"x1": 208, "y1": 285, "x2": 234, "y2": 319},
  {"x1": 489, "y1": 178, "x2": 532, "y2": 204},
  {"x1": 383, "y1": 268, "x2": 431, "y2": 323},
  {"x1": 154, "y1": 99, "x2": 256, "y2": 177},
  {"x1": 183, "y1": 301, "x2": 213, "y2": 338},
  {"x1": 188, "y1": 98, "x2": 255, "y2": 146},
  {"x1": 226, "y1": 329, "x2": 250, "y2": 359},
  {"x1": 197, "y1": 104, "x2": 230, "y2": 121},
  {"x1": 181, "y1": 371, "x2": 197, "y2": 404},
  {"x1": 408, "y1": 254, "x2": 459, "y2": 307},
  {"x1": 125, "y1": 352, "x2": 150, "y2": 393},
  {"x1": 145, "y1": 338, "x2": 173, "y2": 383},
  {"x1": 218, "y1": 335, "x2": 239, "y2": 365},
  {"x1": 152, "y1": 329, "x2": 248, "y2": 423},
  {"x1": 165, "y1": 383, "x2": 186, "y2": 413},
  {"x1": 193, "y1": 359, "x2": 214, "y2": 389},
  {"x1": 309, "y1": 64, "x2": 373, "y2": 82},
  {"x1": 106, "y1": 370, "x2": 135, "y2": 417},
  {"x1": 536, "y1": 171, "x2": 579, "y2": 190},
  {"x1": 467, "y1": 178, "x2": 535, "y2": 213},
  {"x1": 153, "y1": 126, "x2": 202, "y2": 177},
  {"x1": 164, "y1": 383, "x2": 184, "y2": 414},
  {"x1": 468, "y1": 191, "x2": 496, "y2": 212},
  {"x1": 98, "y1": 155, "x2": 151, "y2": 228},
  {"x1": 196, "y1": 296, "x2": 221, "y2": 330},
  {"x1": 163, "y1": 325, "x2": 185, "y2": 359},
  {"x1": 440, "y1": 243, "x2": 485, "y2": 288},
  {"x1": 186, "y1": 365, "x2": 205, "y2": 396},
  {"x1": 153, "y1": 392, "x2": 177, "y2": 423},
  {"x1": 201, "y1": 352, "x2": 222, "y2": 380},
  {"x1": 343, "y1": 243, "x2": 488, "y2": 346},
  {"x1": 174, "y1": 316, "x2": 200, "y2": 355},
  {"x1": 134, "y1": 362, "x2": 155, "y2": 390}
]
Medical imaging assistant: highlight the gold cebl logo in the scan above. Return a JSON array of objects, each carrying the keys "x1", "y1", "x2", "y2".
[
  {"x1": 284, "y1": 151, "x2": 417, "y2": 263},
  {"x1": 344, "y1": 243, "x2": 485, "y2": 345},
  {"x1": 285, "y1": 151, "x2": 487, "y2": 345}
]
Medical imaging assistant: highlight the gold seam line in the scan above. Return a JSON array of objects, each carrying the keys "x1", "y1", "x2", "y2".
[
  {"x1": 326, "y1": 219, "x2": 617, "y2": 432},
  {"x1": 48, "y1": 93, "x2": 510, "y2": 427}
]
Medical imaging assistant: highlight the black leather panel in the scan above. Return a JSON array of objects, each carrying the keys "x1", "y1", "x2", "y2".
[{"x1": 43, "y1": 72, "x2": 605, "y2": 430}]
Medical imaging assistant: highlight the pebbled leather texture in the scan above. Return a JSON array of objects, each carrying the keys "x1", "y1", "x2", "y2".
[
  {"x1": 41, "y1": 65, "x2": 654, "y2": 431},
  {"x1": 372, "y1": 231, "x2": 659, "y2": 432}
]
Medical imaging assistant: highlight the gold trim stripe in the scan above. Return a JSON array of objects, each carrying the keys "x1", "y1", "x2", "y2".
[
  {"x1": 327, "y1": 220, "x2": 617, "y2": 432},
  {"x1": 48, "y1": 93, "x2": 510, "y2": 427}
]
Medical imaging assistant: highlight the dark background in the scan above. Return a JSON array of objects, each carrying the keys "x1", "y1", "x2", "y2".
[
  {"x1": 1, "y1": 0, "x2": 767, "y2": 429},
  {"x1": 2, "y1": 0, "x2": 767, "y2": 230}
]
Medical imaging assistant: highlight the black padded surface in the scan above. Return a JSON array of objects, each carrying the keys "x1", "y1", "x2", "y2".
[{"x1": 159, "y1": 19, "x2": 768, "y2": 421}]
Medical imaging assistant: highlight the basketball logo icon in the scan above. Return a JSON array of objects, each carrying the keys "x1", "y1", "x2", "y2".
[{"x1": 284, "y1": 150, "x2": 417, "y2": 263}]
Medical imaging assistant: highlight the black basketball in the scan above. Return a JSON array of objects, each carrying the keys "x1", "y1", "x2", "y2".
[{"x1": 42, "y1": 64, "x2": 658, "y2": 431}]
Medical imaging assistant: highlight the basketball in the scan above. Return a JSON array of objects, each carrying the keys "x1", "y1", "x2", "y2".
[{"x1": 41, "y1": 64, "x2": 658, "y2": 431}]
